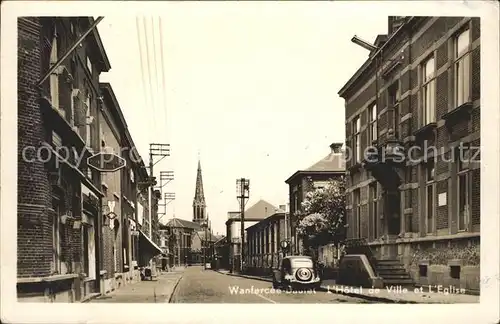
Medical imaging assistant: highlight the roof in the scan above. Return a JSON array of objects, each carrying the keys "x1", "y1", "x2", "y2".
[
  {"x1": 285, "y1": 150, "x2": 345, "y2": 184},
  {"x1": 214, "y1": 236, "x2": 226, "y2": 246},
  {"x1": 244, "y1": 199, "x2": 280, "y2": 220},
  {"x1": 165, "y1": 218, "x2": 202, "y2": 230},
  {"x1": 196, "y1": 230, "x2": 220, "y2": 242}
]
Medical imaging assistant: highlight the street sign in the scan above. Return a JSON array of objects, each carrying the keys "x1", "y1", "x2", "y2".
[{"x1": 87, "y1": 152, "x2": 126, "y2": 172}]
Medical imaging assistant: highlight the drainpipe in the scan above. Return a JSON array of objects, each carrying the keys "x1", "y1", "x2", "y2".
[{"x1": 38, "y1": 16, "x2": 105, "y2": 87}]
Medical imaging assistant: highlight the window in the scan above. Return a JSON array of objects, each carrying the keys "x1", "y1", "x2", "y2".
[
  {"x1": 49, "y1": 31, "x2": 64, "y2": 117},
  {"x1": 388, "y1": 82, "x2": 400, "y2": 137},
  {"x1": 86, "y1": 55, "x2": 92, "y2": 75},
  {"x1": 457, "y1": 145, "x2": 470, "y2": 231},
  {"x1": 369, "y1": 104, "x2": 378, "y2": 143},
  {"x1": 353, "y1": 116, "x2": 361, "y2": 163},
  {"x1": 421, "y1": 56, "x2": 436, "y2": 125},
  {"x1": 425, "y1": 158, "x2": 435, "y2": 234},
  {"x1": 85, "y1": 92, "x2": 92, "y2": 147},
  {"x1": 83, "y1": 224, "x2": 89, "y2": 275},
  {"x1": 52, "y1": 197, "x2": 62, "y2": 274},
  {"x1": 354, "y1": 189, "x2": 361, "y2": 238},
  {"x1": 419, "y1": 264, "x2": 428, "y2": 277},
  {"x1": 130, "y1": 169, "x2": 135, "y2": 183},
  {"x1": 455, "y1": 28, "x2": 471, "y2": 107},
  {"x1": 450, "y1": 265, "x2": 461, "y2": 279},
  {"x1": 82, "y1": 215, "x2": 96, "y2": 279},
  {"x1": 370, "y1": 183, "x2": 378, "y2": 240}
]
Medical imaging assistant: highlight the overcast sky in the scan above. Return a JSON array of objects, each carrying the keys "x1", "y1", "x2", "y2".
[{"x1": 96, "y1": 4, "x2": 388, "y2": 235}]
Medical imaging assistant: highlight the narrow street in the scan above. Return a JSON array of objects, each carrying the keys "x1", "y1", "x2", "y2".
[{"x1": 170, "y1": 266, "x2": 373, "y2": 303}]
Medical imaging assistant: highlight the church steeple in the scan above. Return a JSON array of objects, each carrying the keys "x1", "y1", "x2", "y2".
[{"x1": 193, "y1": 157, "x2": 206, "y2": 224}]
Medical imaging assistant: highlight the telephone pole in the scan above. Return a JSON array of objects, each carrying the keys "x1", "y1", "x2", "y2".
[
  {"x1": 236, "y1": 178, "x2": 250, "y2": 273},
  {"x1": 148, "y1": 143, "x2": 170, "y2": 274}
]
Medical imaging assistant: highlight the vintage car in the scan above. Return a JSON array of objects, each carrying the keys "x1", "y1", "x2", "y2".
[{"x1": 272, "y1": 256, "x2": 321, "y2": 290}]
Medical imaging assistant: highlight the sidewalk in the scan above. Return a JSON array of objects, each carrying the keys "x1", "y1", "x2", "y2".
[
  {"x1": 88, "y1": 269, "x2": 184, "y2": 303},
  {"x1": 215, "y1": 270, "x2": 479, "y2": 304}
]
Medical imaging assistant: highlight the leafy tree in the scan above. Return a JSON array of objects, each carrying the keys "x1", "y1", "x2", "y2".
[{"x1": 296, "y1": 176, "x2": 347, "y2": 257}]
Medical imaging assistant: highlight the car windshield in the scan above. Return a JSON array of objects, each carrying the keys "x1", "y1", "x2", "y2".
[{"x1": 290, "y1": 258, "x2": 313, "y2": 268}]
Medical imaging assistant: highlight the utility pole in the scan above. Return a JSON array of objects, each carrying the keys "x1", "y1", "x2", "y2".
[
  {"x1": 148, "y1": 143, "x2": 170, "y2": 275},
  {"x1": 236, "y1": 178, "x2": 250, "y2": 273}
]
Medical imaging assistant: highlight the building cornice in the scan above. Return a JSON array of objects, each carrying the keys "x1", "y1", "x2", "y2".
[
  {"x1": 86, "y1": 17, "x2": 111, "y2": 72},
  {"x1": 338, "y1": 16, "x2": 421, "y2": 99}
]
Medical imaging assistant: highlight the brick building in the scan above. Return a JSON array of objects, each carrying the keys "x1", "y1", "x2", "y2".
[
  {"x1": 285, "y1": 143, "x2": 346, "y2": 254},
  {"x1": 338, "y1": 17, "x2": 480, "y2": 291},
  {"x1": 17, "y1": 17, "x2": 110, "y2": 302},
  {"x1": 246, "y1": 211, "x2": 287, "y2": 275},
  {"x1": 17, "y1": 16, "x2": 161, "y2": 302},
  {"x1": 99, "y1": 82, "x2": 149, "y2": 292}
]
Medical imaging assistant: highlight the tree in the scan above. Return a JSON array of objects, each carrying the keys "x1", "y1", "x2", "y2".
[{"x1": 295, "y1": 176, "x2": 347, "y2": 257}]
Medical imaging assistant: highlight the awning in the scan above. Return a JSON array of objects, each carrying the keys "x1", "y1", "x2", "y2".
[{"x1": 138, "y1": 230, "x2": 163, "y2": 266}]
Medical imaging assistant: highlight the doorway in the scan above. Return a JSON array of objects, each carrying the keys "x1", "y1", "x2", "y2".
[{"x1": 386, "y1": 190, "x2": 401, "y2": 235}]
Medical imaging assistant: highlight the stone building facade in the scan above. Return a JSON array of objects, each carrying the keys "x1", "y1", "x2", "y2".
[{"x1": 338, "y1": 17, "x2": 480, "y2": 292}]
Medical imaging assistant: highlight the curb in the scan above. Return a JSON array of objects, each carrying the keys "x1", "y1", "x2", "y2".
[
  {"x1": 215, "y1": 270, "x2": 415, "y2": 304},
  {"x1": 80, "y1": 293, "x2": 102, "y2": 303},
  {"x1": 167, "y1": 274, "x2": 183, "y2": 303}
]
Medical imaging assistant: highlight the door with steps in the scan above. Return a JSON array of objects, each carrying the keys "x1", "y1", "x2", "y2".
[{"x1": 376, "y1": 259, "x2": 414, "y2": 287}]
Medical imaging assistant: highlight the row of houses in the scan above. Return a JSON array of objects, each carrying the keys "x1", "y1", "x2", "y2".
[
  {"x1": 221, "y1": 142, "x2": 345, "y2": 274},
  {"x1": 17, "y1": 17, "x2": 163, "y2": 302},
  {"x1": 223, "y1": 16, "x2": 481, "y2": 293}
]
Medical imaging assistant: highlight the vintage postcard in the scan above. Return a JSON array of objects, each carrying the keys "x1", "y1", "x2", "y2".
[{"x1": 1, "y1": 1, "x2": 499, "y2": 323}]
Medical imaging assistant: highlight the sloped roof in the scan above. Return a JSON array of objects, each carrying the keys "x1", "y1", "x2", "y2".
[
  {"x1": 305, "y1": 151, "x2": 345, "y2": 172},
  {"x1": 195, "y1": 230, "x2": 220, "y2": 242},
  {"x1": 285, "y1": 146, "x2": 345, "y2": 184},
  {"x1": 166, "y1": 218, "x2": 201, "y2": 230},
  {"x1": 244, "y1": 199, "x2": 280, "y2": 220}
]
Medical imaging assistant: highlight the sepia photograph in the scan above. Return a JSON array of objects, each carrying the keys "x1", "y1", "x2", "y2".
[{"x1": 1, "y1": 1, "x2": 499, "y2": 323}]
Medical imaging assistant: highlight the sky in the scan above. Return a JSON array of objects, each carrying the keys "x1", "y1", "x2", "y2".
[{"x1": 96, "y1": 4, "x2": 388, "y2": 235}]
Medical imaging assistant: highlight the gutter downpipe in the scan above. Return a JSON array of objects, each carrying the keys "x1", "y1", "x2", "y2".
[{"x1": 38, "y1": 16, "x2": 105, "y2": 87}]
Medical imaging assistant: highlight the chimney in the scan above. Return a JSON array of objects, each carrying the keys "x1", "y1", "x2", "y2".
[
  {"x1": 330, "y1": 143, "x2": 343, "y2": 153},
  {"x1": 279, "y1": 205, "x2": 286, "y2": 212}
]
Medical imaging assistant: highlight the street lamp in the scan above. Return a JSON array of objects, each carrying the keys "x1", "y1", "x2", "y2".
[
  {"x1": 236, "y1": 178, "x2": 250, "y2": 273},
  {"x1": 351, "y1": 35, "x2": 378, "y2": 52}
]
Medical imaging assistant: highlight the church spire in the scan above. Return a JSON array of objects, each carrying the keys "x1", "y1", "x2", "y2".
[{"x1": 193, "y1": 156, "x2": 206, "y2": 224}]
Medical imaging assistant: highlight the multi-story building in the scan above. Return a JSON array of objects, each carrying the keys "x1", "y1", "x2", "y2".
[
  {"x1": 285, "y1": 143, "x2": 346, "y2": 254},
  {"x1": 338, "y1": 17, "x2": 480, "y2": 291},
  {"x1": 246, "y1": 210, "x2": 287, "y2": 275},
  {"x1": 99, "y1": 82, "x2": 149, "y2": 291},
  {"x1": 225, "y1": 200, "x2": 281, "y2": 272},
  {"x1": 17, "y1": 17, "x2": 110, "y2": 302}
]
